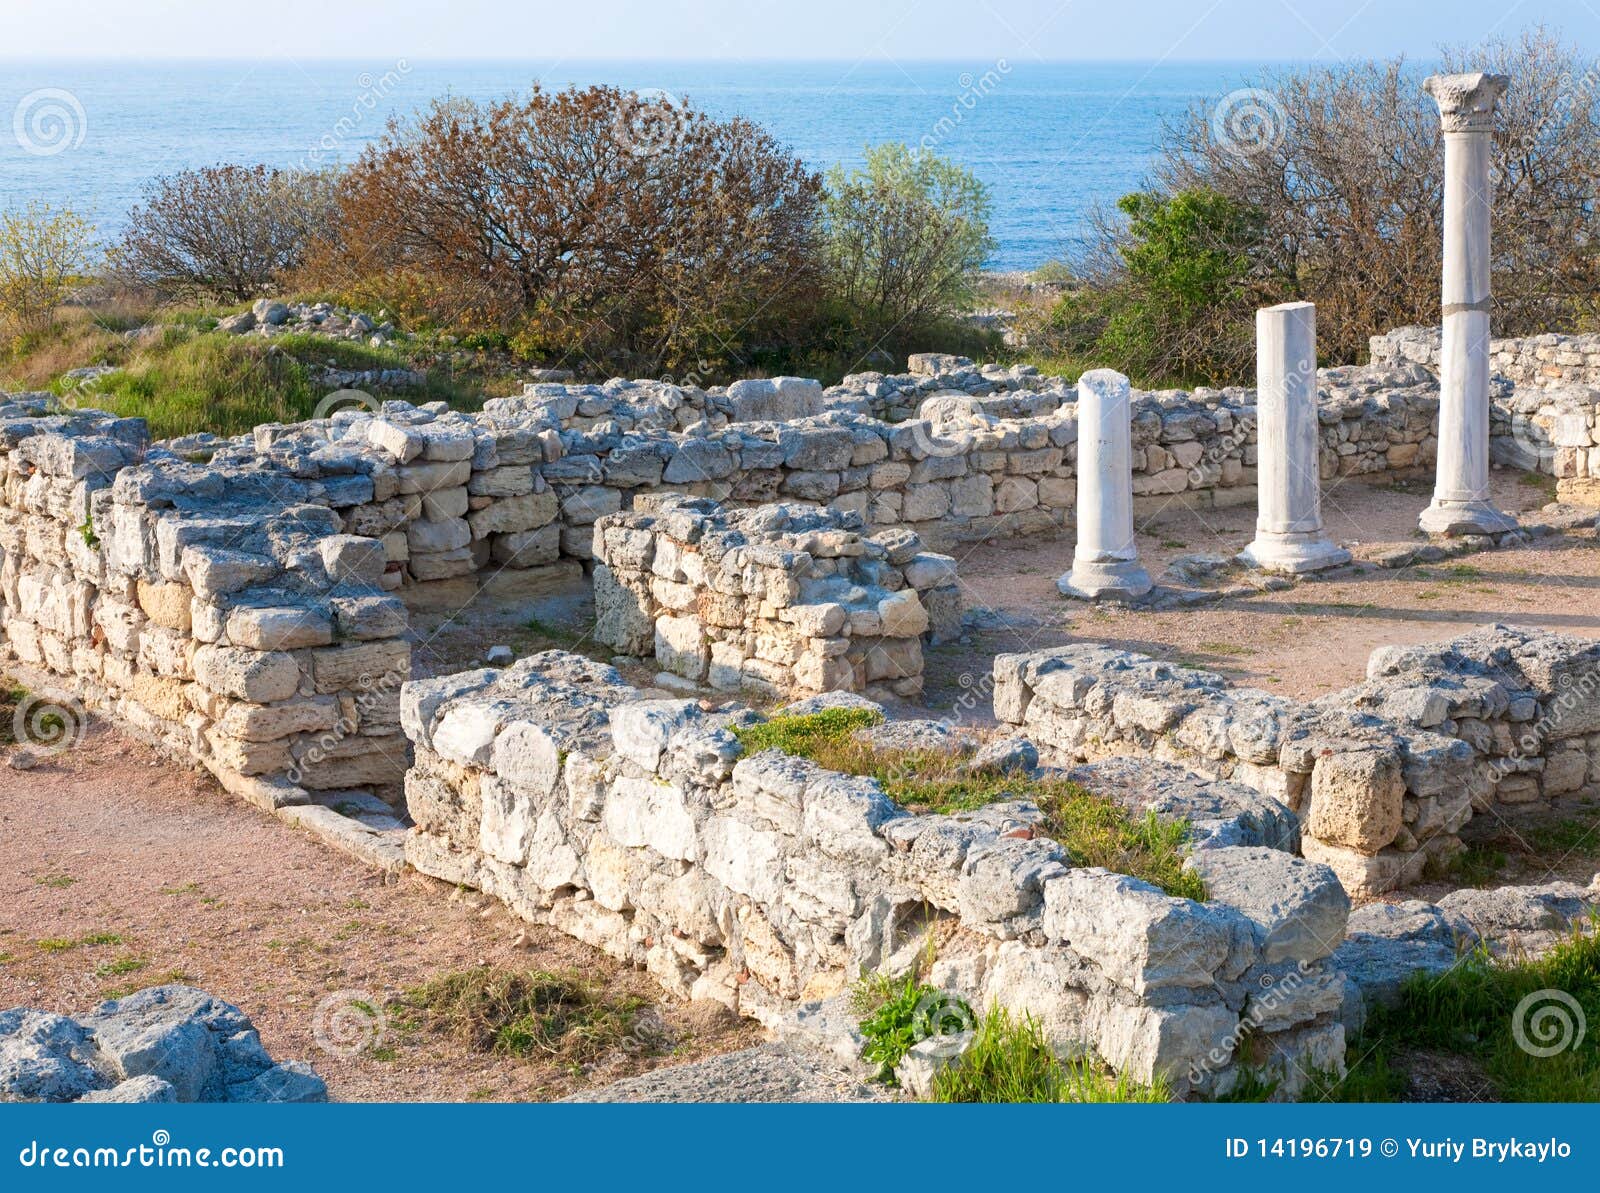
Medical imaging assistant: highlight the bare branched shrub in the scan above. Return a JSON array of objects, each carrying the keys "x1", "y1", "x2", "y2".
[
  {"x1": 1150, "y1": 26, "x2": 1600, "y2": 364},
  {"x1": 111, "y1": 164, "x2": 340, "y2": 302},
  {"x1": 328, "y1": 86, "x2": 822, "y2": 375}
]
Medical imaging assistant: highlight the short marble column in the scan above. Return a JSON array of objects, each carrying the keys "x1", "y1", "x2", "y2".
[
  {"x1": 1420, "y1": 71, "x2": 1516, "y2": 536},
  {"x1": 1240, "y1": 301, "x2": 1350, "y2": 574},
  {"x1": 1059, "y1": 368, "x2": 1151, "y2": 599}
]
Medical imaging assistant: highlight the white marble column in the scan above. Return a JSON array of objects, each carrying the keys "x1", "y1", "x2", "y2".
[
  {"x1": 1241, "y1": 301, "x2": 1350, "y2": 573},
  {"x1": 1420, "y1": 71, "x2": 1516, "y2": 536},
  {"x1": 1059, "y1": 368, "x2": 1151, "y2": 599}
]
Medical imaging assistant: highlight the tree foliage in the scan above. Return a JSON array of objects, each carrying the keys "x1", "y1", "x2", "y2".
[
  {"x1": 0, "y1": 202, "x2": 95, "y2": 340},
  {"x1": 1151, "y1": 26, "x2": 1600, "y2": 364},
  {"x1": 820, "y1": 143, "x2": 994, "y2": 350},
  {"x1": 111, "y1": 164, "x2": 339, "y2": 301}
]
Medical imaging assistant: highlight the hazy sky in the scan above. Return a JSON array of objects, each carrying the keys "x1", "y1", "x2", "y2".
[{"x1": 5, "y1": 0, "x2": 1600, "y2": 61}]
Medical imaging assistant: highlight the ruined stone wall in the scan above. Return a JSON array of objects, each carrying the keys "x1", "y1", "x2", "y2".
[
  {"x1": 491, "y1": 358, "x2": 1442, "y2": 554},
  {"x1": 400, "y1": 651, "x2": 1351, "y2": 1097},
  {"x1": 0, "y1": 398, "x2": 411, "y2": 810},
  {"x1": 591, "y1": 497, "x2": 960, "y2": 700},
  {"x1": 1370, "y1": 326, "x2": 1600, "y2": 496},
  {"x1": 994, "y1": 627, "x2": 1600, "y2": 898}
]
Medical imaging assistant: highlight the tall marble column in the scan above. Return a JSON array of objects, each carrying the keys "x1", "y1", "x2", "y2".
[
  {"x1": 1059, "y1": 368, "x2": 1152, "y2": 599},
  {"x1": 1420, "y1": 71, "x2": 1516, "y2": 536},
  {"x1": 1241, "y1": 301, "x2": 1350, "y2": 573}
]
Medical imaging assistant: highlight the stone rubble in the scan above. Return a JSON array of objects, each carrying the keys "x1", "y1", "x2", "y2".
[
  {"x1": 0, "y1": 985, "x2": 326, "y2": 1103},
  {"x1": 994, "y1": 625, "x2": 1600, "y2": 898}
]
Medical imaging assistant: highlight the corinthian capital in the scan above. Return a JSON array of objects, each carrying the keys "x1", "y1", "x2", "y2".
[{"x1": 1424, "y1": 72, "x2": 1509, "y2": 132}]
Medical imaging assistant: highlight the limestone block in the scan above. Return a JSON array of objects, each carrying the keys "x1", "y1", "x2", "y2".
[
  {"x1": 227, "y1": 607, "x2": 334, "y2": 651},
  {"x1": 136, "y1": 580, "x2": 192, "y2": 632},
  {"x1": 655, "y1": 615, "x2": 708, "y2": 681},
  {"x1": 1307, "y1": 747, "x2": 1405, "y2": 852},
  {"x1": 1186, "y1": 847, "x2": 1350, "y2": 964},
  {"x1": 193, "y1": 645, "x2": 302, "y2": 703},
  {"x1": 310, "y1": 640, "x2": 410, "y2": 695},
  {"x1": 1042, "y1": 868, "x2": 1240, "y2": 994}
]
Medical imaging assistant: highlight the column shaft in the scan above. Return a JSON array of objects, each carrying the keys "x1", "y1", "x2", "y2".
[{"x1": 1059, "y1": 369, "x2": 1152, "y2": 599}]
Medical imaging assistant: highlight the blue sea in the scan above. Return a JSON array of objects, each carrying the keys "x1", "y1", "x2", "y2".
[{"x1": 0, "y1": 59, "x2": 1276, "y2": 271}]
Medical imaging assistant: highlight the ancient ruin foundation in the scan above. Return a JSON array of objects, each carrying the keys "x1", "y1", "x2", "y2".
[{"x1": 592, "y1": 497, "x2": 960, "y2": 699}]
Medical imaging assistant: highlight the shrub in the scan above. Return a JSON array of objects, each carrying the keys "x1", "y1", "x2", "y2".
[
  {"x1": 1027, "y1": 188, "x2": 1264, "y2": 384},
  {"x1": 820, "y1": 143, "x2": 994, "y2": 351},
  {"x1": 1151, "y1": 26, "x2": 1600, "y2": 362},
  {"x1": 330, "y1": 85, "x2": 823, "y2": 376},
  {"x1": 0, "y1": 201, "x2": 95, "y2": 340},
  {"x1": 110, "y1": 164, "x2": 340, "y2": 301}
]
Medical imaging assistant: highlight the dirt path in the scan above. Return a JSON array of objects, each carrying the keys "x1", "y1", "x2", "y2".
[
  {"x1": 925, "y1": 471, "x2": 1600, "y2": 710},
  {"x1": 0, "y1": 723, "x2": 756, "y2": 1102}
]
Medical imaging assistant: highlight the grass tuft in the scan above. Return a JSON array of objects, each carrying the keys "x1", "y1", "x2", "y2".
[
  {"x1": 734, "y1": 709, "x2": 1205, "y2": 899},
  {"x1": 1327, "y1": 919, "x2": 1600, "y2": 1102},
  {"x1": 397, "y1": 966, "x2": 660, "y2": 1064},
  {"x1": 930, "y1": 1006, "x2": 1171, "y2": 1103}
]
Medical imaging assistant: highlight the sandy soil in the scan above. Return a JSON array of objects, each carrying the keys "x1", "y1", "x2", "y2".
[
  {"x1": 925, "y1": 469, "x2": 1600, "y2": 710},
  {"x1": 0, "y1": 723, "x2": 757, "y2": 1103}
]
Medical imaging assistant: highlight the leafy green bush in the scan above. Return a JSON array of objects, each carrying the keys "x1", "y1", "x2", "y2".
[
  {"x1": 0, "y1": 202, "x2": 95, "y2": 341},
  {"x1": 853, "y1": 972, "x2": 976, "y2": 1083},
  {"x1": 821, "y1": 143, "x2": 994, "y2": 354},
  {"x1": 1025, "y1": 187, "x2": 1264, "y2": 386}
]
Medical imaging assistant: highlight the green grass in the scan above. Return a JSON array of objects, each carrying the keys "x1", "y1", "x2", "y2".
[
  {"x1": 94, "y1": 955, "x2": 147, "y2": 978},
  {"x1": 33, "y1": 874, "x2": 76, "y2": 889},
  {"x1": 1442, "y1": 843, "x2": 1508, "y2": 887},
  {"x1": 1324, "y1": 921, "x2": 1600, "y2": 1102},
  {"x1": 0, "y1": 681, "x2": 28, "y2": 746},
  {"x1": 930, "y1": 1006, "x2": 1171, "y2": 1103},
  {"x1": 2, "y1": 304, "x2": 491, "y2": 439},
  {"x1": 397, "y1": 967, "x2": 660, "y2": 1064},
  {"x1": 37, "y1": 931, "x2": 122, "y2": 953},
  {"x1": 734, "y1": 709, "x2": 1206, "y2": 900}
]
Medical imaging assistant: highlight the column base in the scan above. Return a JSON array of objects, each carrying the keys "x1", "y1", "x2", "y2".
[
  {"x1": 1058, "y1": 557, "x2": 1153, "y2": 600},
  {"x1": 1238, "y1": 531, "x2": 1352, "y2": 575},
  {"x1": 1418, "y1": 498, "x2": 1518, "y2": 537}
]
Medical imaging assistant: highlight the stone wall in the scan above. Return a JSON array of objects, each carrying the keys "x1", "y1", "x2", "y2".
[
  {"x1": 592, "y1": 497, "x2": 960, "y2": 699},
  {"x1": 399, "y1": 651, "x2": 1352, "y2": 1097},
  {"x1": 0, "y1": 398, "x2": 412, "y2": 810},
  {"x1": 1370, "y1": 326, "x2": 1600, "y2": 498},
  {"x1": 994, "y1": 626, "x2": 1600, "y2": 897},
  {"x1": 0, "y1": 342, "x2": 1533, "y2": 820}
]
